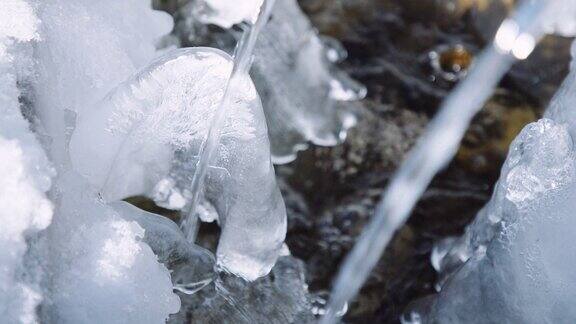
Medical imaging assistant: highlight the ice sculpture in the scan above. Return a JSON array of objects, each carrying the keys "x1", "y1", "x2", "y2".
[
  {"x1": 0, "y1": 2, "x2": 54, "y2": 321},
  {"x1": 176, "y1": 0, "x2": 365, "y2": 163},
  {"x1": 322, "y1": 1, "x2": 576, "y2": 323}
]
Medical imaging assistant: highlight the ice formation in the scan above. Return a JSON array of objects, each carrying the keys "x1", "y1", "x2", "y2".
[
  {"x1": 13, "y1": 0, "x2": 288, "y2": 283},
  {"x1": 111, "y1": 201, "x2": 216, "y2": 295},
  {"x1": 175, "y1": 0, "x2": 365, "y2": 163},
  {"x1": 42, "y1": 174, "x2": 180, "y2": 323},
  {"x1": 411, "y1": 46, "x2": 576, "y2": 322},
  {"x1": 322, "y1": 1, "x2": 576, "y2": 323},
  {"x1": 14, "y1": 0, "x2": 574, "y2": 322},
  {"x1": 178, "y1": 0, "x2": 280, "y2": 272},
  {"x1": 0, "y1": 2, "x2": 53, "y2": 321},
  {"x1": 33, "y1": 0, "x2": 173, "y2": 166},
  {"x1": 69, "y1": 46, "x2": 286, "y2": 281},
  {"x1": 250, "y1": 0, "x2": 365, "y2": 162},
  {"x1": 195, "y1": 0, "x2": 263, "y2": 28},
  {"x1": 0, "y1": 0, "x2": 186, "y2": 322},
  {"x1": 0, "y1": 0, "x2": 289, "y2": 322}
]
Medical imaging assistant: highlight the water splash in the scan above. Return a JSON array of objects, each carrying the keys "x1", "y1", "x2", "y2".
[
  {"x1": 320, "y1": 1, "x2": 555, "y2": 323},
  {"x1": 180, "y1": 0, "x2": 277, "y2": 241}
]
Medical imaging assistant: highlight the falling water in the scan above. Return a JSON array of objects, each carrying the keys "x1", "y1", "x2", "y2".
[
  {"x1": 320, "y1": 1, "x2": 555, "y2": 323},
  {"x1": 181, "y1": 0, "x2": 277, "y2": 241}
]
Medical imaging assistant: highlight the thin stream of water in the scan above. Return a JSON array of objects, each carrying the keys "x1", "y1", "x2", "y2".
[
  {"x1": 181, "y1": 0, "x2": 277, "y2": 241},
  {"x1": 320, "y1": 1, "x2": 553, "y2": 323}
]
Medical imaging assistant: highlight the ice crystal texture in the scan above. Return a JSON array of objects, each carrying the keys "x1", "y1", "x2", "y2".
[
  {"x1": 419, "y1": 120, "x2": 576, "y2": 323},
  {"x1": 70, "y1": 47, "x2": 287, "y2": 281},
  {"x1": 33, "y1": 0, "x2": 173, "y2": 165},
  {"x1": 0, "y1": 0, "x2": 293, "y2": 322},
  {"x1": 0, "y1": 2, "x2": 53, "y2": 322},
  {"x1": 172, "y1": 256, "x2": 314, "y2": 324}
]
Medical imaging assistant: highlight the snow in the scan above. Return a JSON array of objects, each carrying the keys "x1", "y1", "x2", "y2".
[
  {"x1": 43, "y1": 174, "x2": 180, "y2": 323},
  {"x1": 0, "y1": 2, "x2": 54, "y2": 321},
  {"x1": 33, "y1": 0, "x2": 173, "y2": 166}
]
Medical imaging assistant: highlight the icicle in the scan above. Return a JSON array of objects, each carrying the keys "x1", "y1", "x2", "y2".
[
  {"x1": 180, "y1": 0, "x2": 277, "y2": 242},
  {"x1": 321, "y1": 1, "x2": 561, "y2": 323}
]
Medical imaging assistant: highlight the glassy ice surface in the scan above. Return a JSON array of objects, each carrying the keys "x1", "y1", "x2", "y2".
[
  {"x1": 0, "y1": 0, "x2": 297, "y2": 322},
  {"x1": 178, "y1": 0, "x2": 365, "y2": 163},
  {"x1": 69, "y1": 47, "x2": 287, "y2": 281},
  {"x1": 31, "y1": 0, "x2": 285, "y2": 281},
  {"x1": 170, "y1": 256, "x2": 314, "y2": 324}
]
